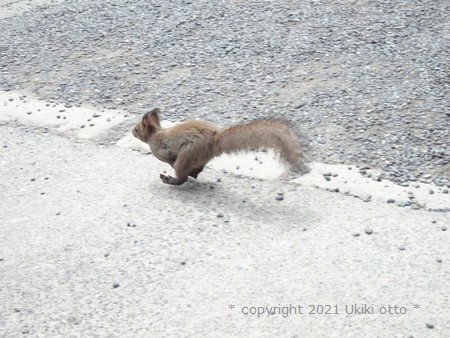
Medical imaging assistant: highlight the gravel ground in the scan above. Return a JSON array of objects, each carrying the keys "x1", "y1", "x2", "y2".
[{"x1": 0, "y1": 0, "x2": 449, "y2": 185}]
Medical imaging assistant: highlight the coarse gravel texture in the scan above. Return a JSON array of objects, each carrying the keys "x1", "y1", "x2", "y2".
[{"x1": 0, "y1": 0, "x2": 449, "y2": 186}]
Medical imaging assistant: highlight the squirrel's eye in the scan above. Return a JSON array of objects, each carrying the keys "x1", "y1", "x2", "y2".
[{"x1": 134, "y1": 127, "x2": 139, "y2": 132}]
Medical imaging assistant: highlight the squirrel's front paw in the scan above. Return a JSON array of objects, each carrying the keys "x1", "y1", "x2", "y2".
[{"x1": 160, "y1": 174, "x2": 170, "y2": 184}]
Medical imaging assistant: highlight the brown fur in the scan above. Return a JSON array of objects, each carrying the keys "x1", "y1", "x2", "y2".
[{"x1": 132, "y1": 108, "x2": 310, "y2": 185}]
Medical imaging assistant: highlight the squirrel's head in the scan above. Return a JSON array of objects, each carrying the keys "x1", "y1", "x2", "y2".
[{"x1": 132, "y1": 108, "x2": 161, "y2": 142}]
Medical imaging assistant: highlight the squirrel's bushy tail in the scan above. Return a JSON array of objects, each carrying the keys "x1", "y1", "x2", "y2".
[{"x1": 214, "y1": 118, "x2": 310, "y2": 174}]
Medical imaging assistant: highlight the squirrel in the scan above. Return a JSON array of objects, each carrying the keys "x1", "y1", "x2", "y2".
[{"x1": 132, "y1": 108, "x2": 310, "y2": 185}]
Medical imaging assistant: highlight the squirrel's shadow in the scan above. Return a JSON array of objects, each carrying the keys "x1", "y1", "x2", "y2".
[{"x1": 147, "y1": 175, "x2": 317, "y2": 228}]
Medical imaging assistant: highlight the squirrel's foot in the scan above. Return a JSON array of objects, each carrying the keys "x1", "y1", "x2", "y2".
[
  {"x1": 160, "y1": 174, "x2": 171, "y2": 184},
  {"x1": 159, "y1": 173, "x2": 187, "y2": 185}
]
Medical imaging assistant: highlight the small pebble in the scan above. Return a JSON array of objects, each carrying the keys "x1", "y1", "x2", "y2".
[
  {"x1": 410, "y1": 203, "x2": 421, "y2": 210},
  {"x1": 359, "y1": 194, "x2": 372, "y2": 202},
  {"x1": 387, "y1": 198, "x2": 395, "y2": 203},
  {"x1": 436, "y1": 257, "x2": 442, "y2": 263},
  {"x1": 180, "y1": 261, "x2": 186, "y2": 265},
  {"x1": 399, "y1": 245, "x2": 406, "y2": 251},
  {"x1": 364, "y1": 228, "x2": 373, "y2": 235},
  {"x1": 425, "y1": 322, "x2": 434, "y2": 329},
  {"x1": 442, "y1": 226, "x2": 447, "y2": 231},
  {"x1": 112, "y1": 282, "x2": 120, "y2": 288},
  {"x1": 217, "y1": 213, "x2": 224, "y2": 218},
  {"x1": 275, "y1": 195, "x2": 284, "y2": 201},
  {"x1": 352, "y1": 231, "x2": 360, "y2": 237}
]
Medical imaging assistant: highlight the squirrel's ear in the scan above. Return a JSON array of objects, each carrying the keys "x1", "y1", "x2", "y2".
[
  {"x1": 150, "y1": 108, "x2": 161, "y2": 119},
  {"x1": 142, "y1": 108, "x2": 161, "y2": 129}
]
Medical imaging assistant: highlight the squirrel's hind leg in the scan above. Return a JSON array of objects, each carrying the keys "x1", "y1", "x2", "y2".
[
  {"x1": 160, "y1": 164, "x2": 204, "y2": 184},
  {"x1": 159, "y1": 173, "x2": 187, "y2": 185},
  {"x1": 159, "y1": 151, "x2": 193, "y2": 185}
]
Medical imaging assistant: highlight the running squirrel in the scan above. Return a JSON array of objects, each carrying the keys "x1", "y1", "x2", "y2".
[{"x1": 132, "y1": 108, "x2": 310, "y2": 185}]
